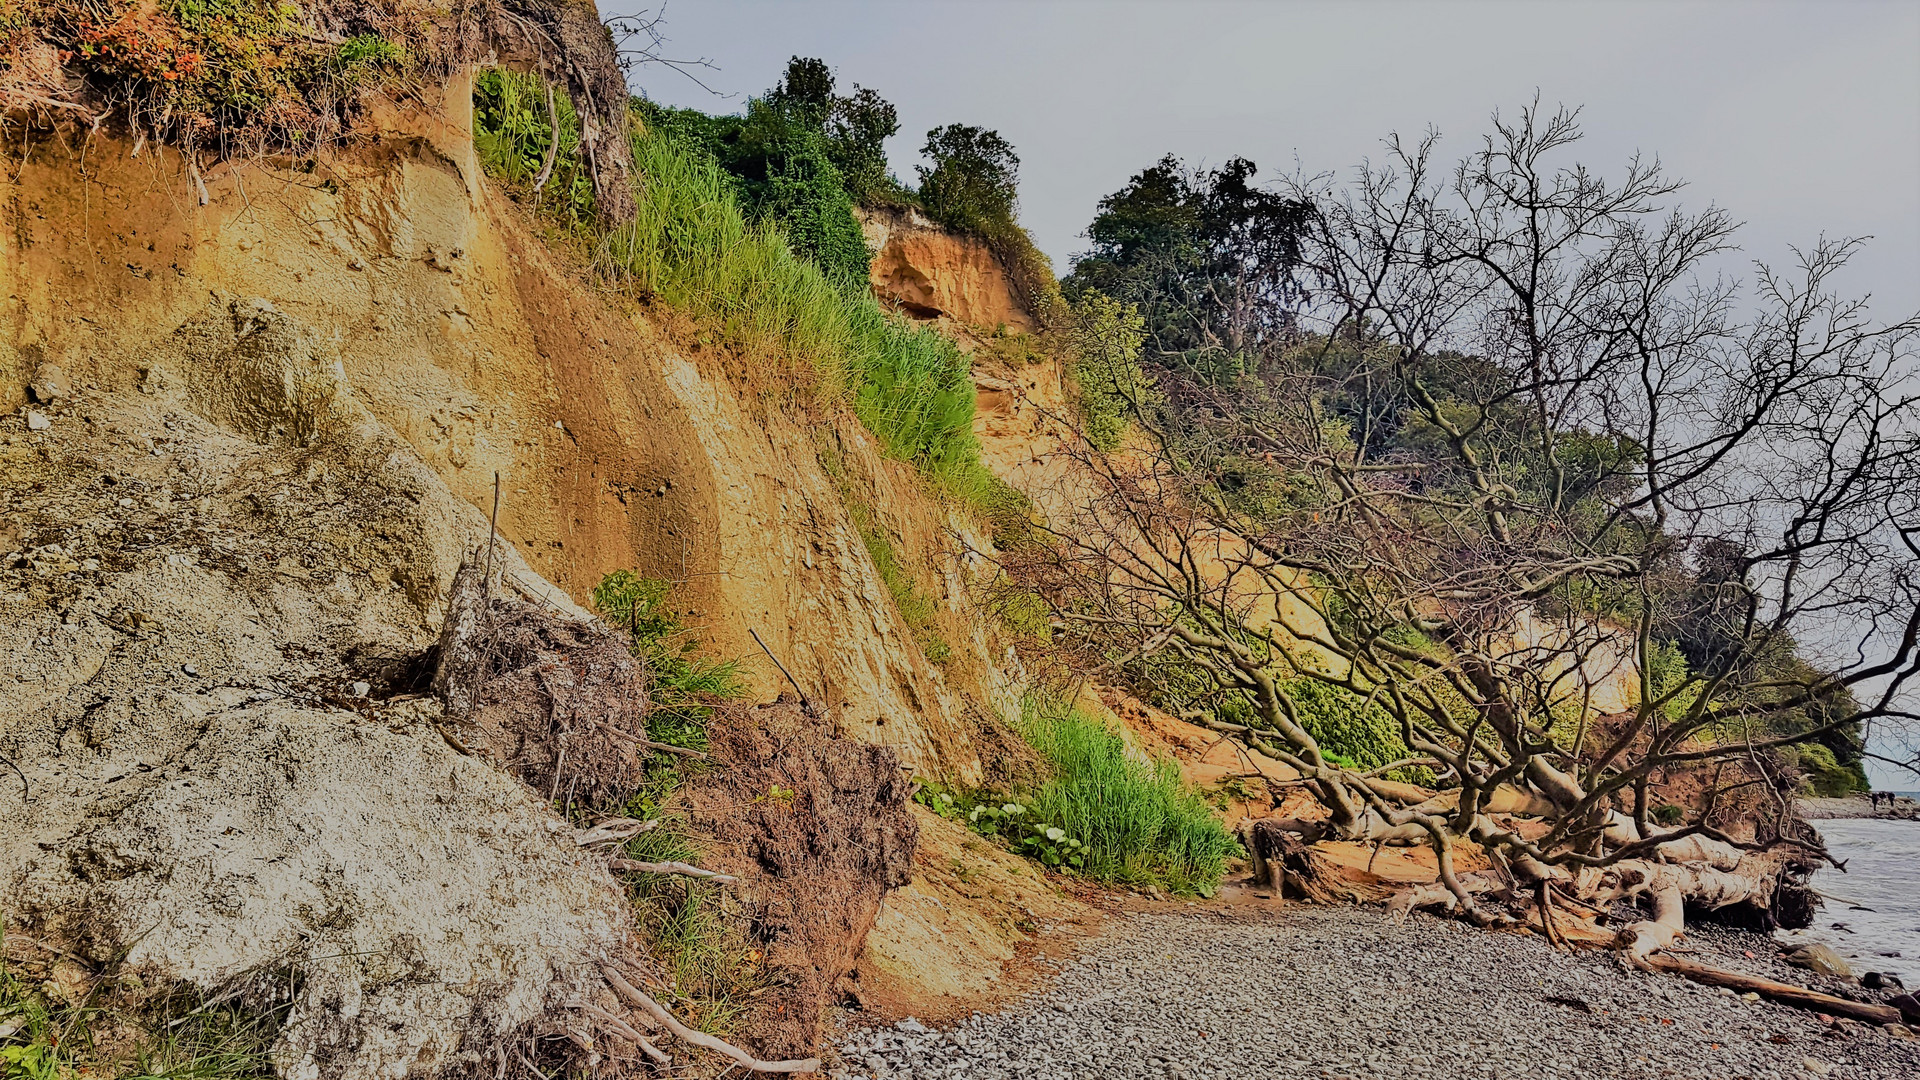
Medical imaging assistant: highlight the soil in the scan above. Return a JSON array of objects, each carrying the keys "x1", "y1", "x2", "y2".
[{"x1": 678, "y1": 703, "x2": 919, "y2": 1060}]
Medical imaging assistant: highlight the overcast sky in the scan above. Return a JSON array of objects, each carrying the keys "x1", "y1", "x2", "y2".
[
  {"x1": 616, "y1": 0, "x2": 1920, "y2": 320},
  {"x1": 612, "y1": 0, "x2": 1920, "y2": 787}
]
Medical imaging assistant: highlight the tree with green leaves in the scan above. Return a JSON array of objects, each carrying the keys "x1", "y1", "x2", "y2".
[
  {"x1": 917, "y1": 123, "x2": 1021, "y2": 236},
  {"x1": 1067, "y1": 155, "x2": 1309, "y2": 381}
]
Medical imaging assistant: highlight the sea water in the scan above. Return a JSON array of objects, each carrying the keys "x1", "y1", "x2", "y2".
[{"x1": 1780, "y1": 813, "x2": 1920, "y2": 986}]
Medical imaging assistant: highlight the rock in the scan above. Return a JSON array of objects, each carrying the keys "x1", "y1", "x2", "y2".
[
  {"x1": 897, "y1": 1017, "x2": 930, "y2": 1034},
  {"x1": 1864, "y1": 971, "x2": 1905, "y2": 990},
  {"x1": 351, "y1": 680, "x2": 371, "y2": 698},
  {"x1": 1892, "y1": 992, "x2": 1920, "y2": 1024},
  {"x1": 28, "y1": 363, "x2": 68, "y2": 403},
  {"x1": 1783, "y1": 942, "x2": 1854, "y2": 979},
  {"x1": 25, "y1": 410, "x2": 50, "y2": 431},
  {"x1": 1887, "y1": 1024, "x2": 1917, "y2": 1039},
  {"x1": 1802, "y1": 1057, "x2": 1830, "y2": 1076}
]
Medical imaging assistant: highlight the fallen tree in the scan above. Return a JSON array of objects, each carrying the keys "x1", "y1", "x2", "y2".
[{"x1": 1012, "y1": 105, "x2": 1920, "y2": 963}]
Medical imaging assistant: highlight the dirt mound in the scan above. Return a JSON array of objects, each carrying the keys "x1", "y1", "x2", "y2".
[
  {"x1": 680, "y1": 703, "x2": 917, "y2": 1059},
  {"x1": 433, "y1": 555, "x2": 652, "y2": 807}
]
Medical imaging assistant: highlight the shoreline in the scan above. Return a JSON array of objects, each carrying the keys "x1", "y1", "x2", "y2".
[
  {"x1": 1798, "y1": 796, "x2": 1920, "y2": 821},
  {"x1": 837, "y1": 897, "x2": 1920, "y2": 1080}
]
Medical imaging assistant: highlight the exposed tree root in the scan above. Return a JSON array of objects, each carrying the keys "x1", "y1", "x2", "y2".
[
  {"x1": 598, "y1": 964, "x2": 821, "y2": 1074},
  {"x1": 607, "y1": 859, "x2": 739, "y2": 885}
]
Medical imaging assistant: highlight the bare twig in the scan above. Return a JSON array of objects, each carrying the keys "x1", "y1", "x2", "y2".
[
  {"x1": 749, "y1": 628, "x2": 818, "y2": 717},
  {"x1": 608, "y1": 859, "x2": 738, "y2": 885}
]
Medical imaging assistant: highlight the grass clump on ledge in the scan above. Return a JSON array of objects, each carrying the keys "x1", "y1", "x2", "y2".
[{"x1": 933, "y1": 700, "x2": 1238, "y2": 896}]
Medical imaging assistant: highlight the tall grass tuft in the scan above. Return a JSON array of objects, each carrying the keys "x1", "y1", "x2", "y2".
[
  {"x1": 1013, "y1": 702, "x2": 1239, "y2": 895},
  {"x1": 599, "y1": 122, "x2": 997, "y2": 502}
]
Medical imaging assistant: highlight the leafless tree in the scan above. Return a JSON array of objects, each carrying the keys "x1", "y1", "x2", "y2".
[{"x1": 1016, "y1": 104, "x2": 1920, "y2": 943}]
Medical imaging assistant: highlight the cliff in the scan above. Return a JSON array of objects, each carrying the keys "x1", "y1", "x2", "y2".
[{"x1": 0, "y1": 69, "x2": 1044, "y2": 1079}]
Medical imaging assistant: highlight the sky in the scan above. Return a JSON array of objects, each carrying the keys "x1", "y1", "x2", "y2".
[
  {"x1": 614, "y1": 0, "x2": 1920, "y2": 320},
  {"x1": 609, "y1": 0, "x2": 1920, "y2": 788}
]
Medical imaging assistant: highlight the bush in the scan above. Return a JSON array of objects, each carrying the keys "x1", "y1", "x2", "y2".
[
  {"x1": 918, "y1": 124, "x2": 1019, "y2": 237},
  {"x1": 1067, "y1": 289, "x2": 1153, "y2": 450},
  {"x1": 1277, "y1": 678, "x2": 1420, "y2": 778},
  {"x1": 973, "y1": 702, "x2": 1238, "y2": 895}
]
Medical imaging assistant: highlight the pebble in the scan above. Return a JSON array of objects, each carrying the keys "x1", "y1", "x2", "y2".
[
  {"x1": 835, "y1": 907, "x2": 1920, "y2": 1080},
  {"x1": 26, "y1": 410, "x2": 51, "y2": 431}
]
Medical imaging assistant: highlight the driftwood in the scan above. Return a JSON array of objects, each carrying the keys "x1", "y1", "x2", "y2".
[
  {"x1": 574, "y1": 817, "x2": 661, "y2": 847},
  {"x1": 1643, "y1": 955, "x2": 1904, "y2": 1026},
  {"x1": 1243, "y1": 819, "x2": 1392, "y2": 903},
  {"x1": 599, "y1": 964, "x2": 820, "y2": 1074}
]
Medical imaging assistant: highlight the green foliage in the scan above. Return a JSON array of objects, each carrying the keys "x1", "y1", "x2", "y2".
[
  {"x1": 966, "y1": 801, "x2": 1089, "y2": 869},
  {"x1": 11, "y1": 0, "x2": 428, "y2": 155},
  {"x1": 855, "y1": 520, "x2": 952, "y2": 665},
  {"x1": 1651, "y1": 803, "x2": 1685, "y2": 826},
  {"x1": 917, "y1": 124, "x2": 1019, "y2": 236},
  {"x1": 591, "y1": 570, "x2": 744, "y2": 749},
  {"x1": 630, "y1": 56, "x2": 886, "y2": 284},
  {"x1": 1006, "y1": 702, "x2": 1238, "y2": 894},
  {"x1": 765, "y1": 56, "x2": 902, "y2": 205},
  {"x1": 1, "y1": 951, "x2": 282, "y2": 1080},
  {"x1": 334, "y1": 32, "x2": 405, "y2": 67},
  {"x1": 586, "y1": 573, "x2": 758, "y2": 1033},
  {"x1": 1067, "y1": 289, "x2": 1153, "y2": 450},
  {"x1": 1275, "y1": 679, "x2": 1417, "y2": 777},
  {"x1": 604, "y1": 123, "x2": 998, "y2": 509},
  {"x1": 1066, "y1": 154, "x2": 1308, "y2": 381},
  {"x1": 472, "y1": 68, "x2": 597, "y2": 229}
]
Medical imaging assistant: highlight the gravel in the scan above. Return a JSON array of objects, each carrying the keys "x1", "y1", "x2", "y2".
[{"x1": 835, "y1": 906, "x2": 1920, "y2": 1079}]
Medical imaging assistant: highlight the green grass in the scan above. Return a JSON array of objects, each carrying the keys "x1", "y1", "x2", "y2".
[
  {"x1": 597, "y1": 120, "x2": 999, "y2": 504},
  {"x1": 1, "y1": 950, "x2": 282, "y2": 1080},
  {"x1": 586, "y1": 572, "x2": 761, "y2": 1034},
  {"x1": 968, "y1": 702, "x2": 1239, "y2": 895}
]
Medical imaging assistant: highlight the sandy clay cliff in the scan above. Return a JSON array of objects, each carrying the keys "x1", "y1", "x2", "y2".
[{"x1": 0, "y1": 46, "x2": 1094, "y2": 1075}]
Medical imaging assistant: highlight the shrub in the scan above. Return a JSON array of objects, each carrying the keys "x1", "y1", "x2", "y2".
[
  {"x1": 1276, "y1": 678, "x2": 1420, "y2": 778},
  {"x1": 1067, "y1": 289, "x2": 1153, "y2": 450},
  {"x1": 918, "y1": 124, "x2": 1019, "y2": 236},
  {"x1": 973, "y1": 702, "x2": 1238, "y2": 895}
]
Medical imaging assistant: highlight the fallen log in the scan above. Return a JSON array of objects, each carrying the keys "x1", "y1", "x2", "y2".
[{"x1": 1643, "y1": 954, "x2": 1903, "y2": 1026}]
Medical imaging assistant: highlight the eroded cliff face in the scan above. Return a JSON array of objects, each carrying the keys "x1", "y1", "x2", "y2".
[
  {"x1": 858, "y1": 206, "x2": 1035, "y2": 333},
  {"x1": 0, "y1": 74, "x2": 1047, "y2": 1076},
  {"x1": 0, "y1": 79, "x2": 1012, "y2": 782}
]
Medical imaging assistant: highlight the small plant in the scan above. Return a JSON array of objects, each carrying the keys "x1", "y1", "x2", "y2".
[
  {"x1": 1652, "y1": 803, "x2": 1685, "y2": 826},
  {"x1": 591, "y1": 570, "x2": 744, "y2": 751},
  {"x1": 914, "y1": 784, "x2": 966, "y2": 821}
]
